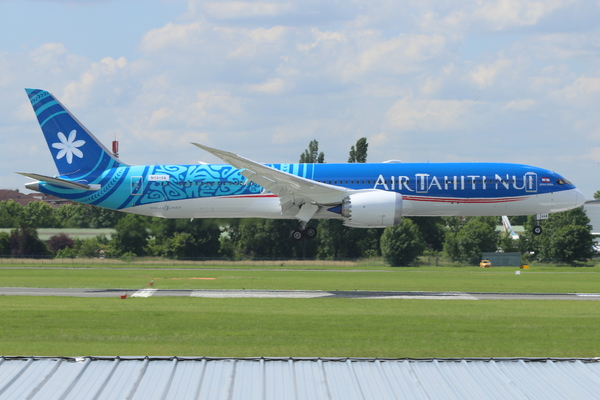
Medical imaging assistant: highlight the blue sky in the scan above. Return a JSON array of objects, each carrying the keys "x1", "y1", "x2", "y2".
[{"x1": 2, "y1": 0, "x2": 600, "y2": 198}]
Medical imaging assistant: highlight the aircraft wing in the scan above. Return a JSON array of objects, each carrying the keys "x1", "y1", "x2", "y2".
[{"x1": 192, "y1": 143, "x2": 349, "y2": 220}]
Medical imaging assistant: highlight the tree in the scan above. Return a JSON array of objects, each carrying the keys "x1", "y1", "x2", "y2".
[
  {"x1": 164, "y1": 232, "x2": 199, "y2": 259},
  {"x1": 47, "y1": 233, "x2": 75, "y2": 253},
  {"x1": 56, "y1": 204, "x2": 124, "y2": 228},
  {"x1": 410, "y1": 216, "x2": 445, "y2": 252},
  {"x1": 547, "y1": 225, "x2": 594, "y2": 264},
  {"x1": 380, "y1": 219, "x2": 426, "y2": 266},
  {"x1": 444, "y1": 217, "x2": 498, "y2": 265},
  {"x1": 316, "y1": 220, "x2": 382, "y2": 259},
  {"x1": 8, "y1": 227, "x2": 50, "y2": 257},
  {"x1": 521, "y1": 207, "x2": 594, "y2": 264},
  {"x1": 231, "y1": 219, "x2": 303, "y2": 259},
  {"x1": 348, "y1": 137, "x2": 368, "y2": 163},
  {"x1": 0, "y1": 232, "x2": 10, "y2": 256},
  {"x1": 299, "y1": 139, "x2": 325, "y2": 163},
  {"x1": 111, "y1": 214, "x2": 149, "y2": 256},
  {"x1": 594, "y1": 190, "x2": 600, "y2": 200},
  {"x1": 0, "y1": 200, "x2": 24, "y2": 228},
  {"x1": 78, "y1": 236, "x2": 110, "y2": 258},
  {"x1": 148, "y1": 218, "x2": 222, "y2": 258},
  {"x1": 22, "y1": 201, "x2": 58, "y2": 228}
]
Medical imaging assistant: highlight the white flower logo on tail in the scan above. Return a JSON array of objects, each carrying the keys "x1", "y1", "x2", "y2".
[{"x1": 52, "y1": 130, "x2": 85, "y2": 164}]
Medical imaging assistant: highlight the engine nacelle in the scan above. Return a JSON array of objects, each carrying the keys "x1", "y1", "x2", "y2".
[{"x1": 341, "y1": 190, "x2": 402, "y2": 228}]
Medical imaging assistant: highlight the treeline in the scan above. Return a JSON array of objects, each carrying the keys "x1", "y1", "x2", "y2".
[
  {"x1": 0, "y1": 138, "x2": 595, "y2": 265},
  {"x1": 0, "y1": 202, "x2": 593, "y2": 265},
  {"x1": 0, "y1": 200, "x2": 124, "y2": 229}
]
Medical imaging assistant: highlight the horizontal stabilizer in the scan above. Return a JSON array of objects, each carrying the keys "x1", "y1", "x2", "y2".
[{"x1": 17, "y1": 172, "x2": 95, "y2": 191}]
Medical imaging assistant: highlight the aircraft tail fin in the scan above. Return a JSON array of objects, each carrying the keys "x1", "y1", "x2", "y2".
[
  {"x1": 502, "y1": 215, "x2": 519, "y2": 239},
  {"x1": 25, "y1": 89, "x2": 126, "y2": 178}
]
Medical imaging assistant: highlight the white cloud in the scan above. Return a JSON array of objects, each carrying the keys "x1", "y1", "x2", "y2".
[
  {"x1": 247, "y1": 78, "x2": 288, "y2": 94},
  {"x1": 386, "y1": 96, "x2": 476, "y2": 131},
  {"x1": 563, "y1": 76, "x2": 600, "y2": 99},
  {"x1": 470, "y1": 58, "x2": 513, "y2": 89},
  {"x1": 341, "y1": 33, "x2": 447, "y2": 80},
  {"x1": 503, "y1": 98, "x2": 535, "y2": 111},
  {"x1": 420, "y1": 77, "x2": 443, "y2": 97},
  {"x1": 226, "y1": 26, "x2": 288, "y2": 58},
  {"x1": 62, "y1": 56, "x2": 130, "y2": 107},
  {"x1": 3, "y1": 0, "x2": 600, "y2": 198},
  {"x1": 199, "y1": 1, "x2": 293, "y2": 20},
  {"x1": 297, "y1": 28, "x2": 347, "y2": 52},
  {"x1": 140, "y1": 22, "x2": 206, "y2": 53},
  {"x1": 416, "y1": 0, "x2": 576, "y2": 33},
  {"x1": 475, "y1": 0, "x2": 574, "y2": 30}
]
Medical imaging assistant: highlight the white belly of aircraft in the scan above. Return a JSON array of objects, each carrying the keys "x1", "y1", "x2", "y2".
[
  {"x1": 130, "y1": 195, "x2": 286, "y2": 219},
  {"x1": 125, "y1": 189, "x2": 582, "y2": 220}
]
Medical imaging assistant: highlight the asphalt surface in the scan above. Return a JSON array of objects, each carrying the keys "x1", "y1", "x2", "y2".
[{"x1": 1, "y1": 287, "x2": 599, "y2": 300}]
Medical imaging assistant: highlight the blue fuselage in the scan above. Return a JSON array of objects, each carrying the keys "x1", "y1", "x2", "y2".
[{"x1": 31, "y1": 161, "x2": 582, "y2": 219}]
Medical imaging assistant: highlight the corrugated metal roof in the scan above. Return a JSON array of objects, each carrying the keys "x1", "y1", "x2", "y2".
[{"x1": 0, "y1": 357, "x2": 599, "y2": 400}]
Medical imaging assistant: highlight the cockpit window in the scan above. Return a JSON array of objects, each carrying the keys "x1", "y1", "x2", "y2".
[{"x1": 556, "y1": 178, "x2": 572, "y2": 185}]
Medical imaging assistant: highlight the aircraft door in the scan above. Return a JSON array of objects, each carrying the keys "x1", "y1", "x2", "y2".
[
  {"x1": 525, "y1": 172, "x2": 537, "y2": 193},
  {"x1": 131, "y1": 176, "x2": 143, "y2": 195}
]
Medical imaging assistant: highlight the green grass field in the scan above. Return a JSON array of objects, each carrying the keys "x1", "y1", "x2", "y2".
[
  {"x1": 0, "y1": 297, "x2": 597, "y2": 357},
  {"x1": 1, "y1": 265, "x2": 599, "y2": 293},
  {"x1": 0, "y1": 263, "x2": 598, "y2": 357}
]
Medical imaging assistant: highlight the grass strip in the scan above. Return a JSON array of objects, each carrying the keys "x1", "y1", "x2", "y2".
[
  {"x1": 1, "y1": 267, "x2": 599, "y2": 293},
  {"x1": 0, "y1": 297, "x2": 597, "y2": 358}
]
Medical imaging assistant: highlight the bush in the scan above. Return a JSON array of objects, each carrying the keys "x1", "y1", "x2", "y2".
[
  {"x1": 47, "y1": 233, "x2": 75, "y2": 253},
  {"x1": 380, "y1": 219, "x2": 426, "y2": 267},
  {"x1": 56, "y1": 247, "x2": 78, "y2": 258}
]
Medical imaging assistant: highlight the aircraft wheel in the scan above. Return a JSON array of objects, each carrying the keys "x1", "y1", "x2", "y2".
[
  {"x1": 533, "y1": 226, "x2": 542, "y2": 235},
  {"x1": 290, "y1": 229, "x2": 304, "y2": 241},
  {"x1": 304, "y1": 227, "x2": 317, "y2": 239}
]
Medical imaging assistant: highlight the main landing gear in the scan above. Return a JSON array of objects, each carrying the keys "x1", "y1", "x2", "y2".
[{"x1": 290, "y1": 226, "x2": 317, "y2": 241}]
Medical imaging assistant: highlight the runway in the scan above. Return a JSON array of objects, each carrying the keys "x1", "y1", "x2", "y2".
[{"x1": 1, "y1": 287, "x2": 599, "y2": 300}]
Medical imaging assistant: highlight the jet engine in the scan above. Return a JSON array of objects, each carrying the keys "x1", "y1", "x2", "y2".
[{"x1": 340, "y1": 190, "x2": 402, "y2": 228}]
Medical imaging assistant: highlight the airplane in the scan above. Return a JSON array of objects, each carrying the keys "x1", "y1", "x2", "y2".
[
  {"x1": 501, "y1": 216, "x2": 520, "y2": 239},
  {"x1": 19, "y1": 88, "x2": 585, "y2": 240}
]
